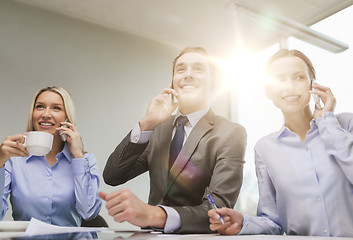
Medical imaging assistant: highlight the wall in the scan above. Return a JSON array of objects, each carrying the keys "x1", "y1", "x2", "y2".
[
  {"x1": 0, "y1": 0, "x2": 175, "y2": 229},
  {"x1": 0, "y1": 0, "x2": 230, "y2": 229}
]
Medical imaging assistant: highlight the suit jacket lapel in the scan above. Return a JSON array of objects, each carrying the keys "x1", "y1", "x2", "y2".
[
  {"x1": 158, "y1": 116, "x2": 175, "y2": 192},
  {"x1": 165, "y1": 110, "x2": 216, "y2": 194}
]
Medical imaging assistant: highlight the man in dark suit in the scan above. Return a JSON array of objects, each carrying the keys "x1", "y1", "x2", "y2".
[{"x1": 99, "y1": 47, "x2": 247, "y2": 233}]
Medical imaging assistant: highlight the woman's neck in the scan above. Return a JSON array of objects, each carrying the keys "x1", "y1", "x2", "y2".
[
  {"x1": 46, "y1": 135, "x2": 64, "y2": 167},
  {"x1": 283, "y1": 106, "x2": 313, "y2": 142}
]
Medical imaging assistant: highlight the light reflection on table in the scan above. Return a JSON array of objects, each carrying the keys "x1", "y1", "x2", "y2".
[{"x1": 2, "y1": 231, "x2": 353, "y2": 240}]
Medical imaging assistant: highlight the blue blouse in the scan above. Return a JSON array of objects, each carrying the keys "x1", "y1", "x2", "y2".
[
  {"x1": 1, "y1": 144, "x2": 102, "y2": 226},
  {"x1": 0, "y1": 167, "x2": 4, "y2": 214},
  {"x1": 240, "y1": 112, "x2": 353, "y2": 237}
]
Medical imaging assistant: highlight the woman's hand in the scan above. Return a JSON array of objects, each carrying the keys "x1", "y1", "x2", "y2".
[
  {"x1": 310, "y1": 82, "x2": 336, "y2": 119},
  {"x1": 57, "y1": 122, "x2": 83, "y2": 158},
  {"x1": 208, "y1": 207, "x2": 244, "y2": 235},
  {"x1": 0, "y1": 134, "x2": 28, "y2": 166}
]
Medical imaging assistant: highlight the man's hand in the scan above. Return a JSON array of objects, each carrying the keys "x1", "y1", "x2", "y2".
[
  {"x1": 208, "y1": 207, "x2": 243, "y2": 235},
  {"x1": 0, "y1": 134, "x2": 28, "y2": 167},
  {"x1": 139, "y1": 86, "x2": 178, "y2": 131},
  {"x1": 99, "y1": 189, "x2": 167, "y2": 228},
  {"x1": 311, "y1": 82, "x2": 336, "y2": 119}
]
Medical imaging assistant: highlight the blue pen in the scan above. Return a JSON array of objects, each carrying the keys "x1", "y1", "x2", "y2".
[{"x1": 207, "y1": 194, "x2": 224, "y2": 224}]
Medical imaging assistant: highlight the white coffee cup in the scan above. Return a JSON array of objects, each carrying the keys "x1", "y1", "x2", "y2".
[{"x1": 24, "y1": 131, "x2": 53, "y2": 156}]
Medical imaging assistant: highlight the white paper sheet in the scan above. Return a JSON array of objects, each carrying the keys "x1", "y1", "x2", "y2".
[{"x1": 25, "y1": 217, "x2": 113, "y2": 236}]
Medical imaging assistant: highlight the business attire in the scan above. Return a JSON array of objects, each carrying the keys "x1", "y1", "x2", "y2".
[
  {"x1": 0, "y1": 144, "x2": 102, "y2": 226},
  {"x1": 240, "y1": 112, "x2": 353, "y2": 237},
  {"x1": 104, "y1": 109, "x2": 247, "y2": 233}
]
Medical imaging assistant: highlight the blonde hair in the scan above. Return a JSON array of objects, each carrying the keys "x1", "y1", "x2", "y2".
[
  {"x1": 26, "y1": 86, "x2": 85, "y2": 154},
  {"x1": 26, "y1": 86, "x2": 76, "y2": 131}
]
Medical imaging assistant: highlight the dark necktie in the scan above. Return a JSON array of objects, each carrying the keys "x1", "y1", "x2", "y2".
[{"x1": 169, "y1": 116, "x2": 188, "y2": 170}]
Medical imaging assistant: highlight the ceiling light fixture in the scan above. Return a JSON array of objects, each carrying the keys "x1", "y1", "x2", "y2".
[{"x1": 232, "y1": 1, "x2": 349, "y2": 53}]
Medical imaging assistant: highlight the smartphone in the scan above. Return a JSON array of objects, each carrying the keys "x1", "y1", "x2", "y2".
[
  {"x1": 311, "y1": 81, "x2": 321, "y2": 110},
  {"x1": 170, "y1": 80, "x2": 178, "y2": 104},
  {"x1": 59, "y1": 120, "x2": 69, "y2": 142}
]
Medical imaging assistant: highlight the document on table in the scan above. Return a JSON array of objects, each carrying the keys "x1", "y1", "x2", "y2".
[{"x1": 25, "y1": 217, "x2": 113, "y2": 236}]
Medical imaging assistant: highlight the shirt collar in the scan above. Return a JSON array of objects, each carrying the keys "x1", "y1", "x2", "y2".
[
  {"x1": 276, "y1": 118, "x2": 318, "y2": 139},
  {"x1": 276, "y1": 125, "x2": 289, "y2": 139},
  {"x1": 309, "y1": 118, "x2": 317, "y2": 127},
  {"x1": 173, "y1": 106, "x2": 210, "y2": 128},
  {"x1": 59, "y1": 143, "x2": 73, "y2": 162}
]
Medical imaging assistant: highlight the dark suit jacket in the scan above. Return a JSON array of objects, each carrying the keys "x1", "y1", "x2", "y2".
[{"x1": 103, "y1": 109, "x2": 247, "y2": 233}]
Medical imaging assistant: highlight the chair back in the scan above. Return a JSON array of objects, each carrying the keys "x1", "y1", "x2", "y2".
[{"x1": 81, "y1": 215, "x2": 109, "y2": 228}]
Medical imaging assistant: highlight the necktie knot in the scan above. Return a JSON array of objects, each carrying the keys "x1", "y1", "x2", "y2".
[{"x1": 176, "y1": 116, "x2": 188, "y2": 127}]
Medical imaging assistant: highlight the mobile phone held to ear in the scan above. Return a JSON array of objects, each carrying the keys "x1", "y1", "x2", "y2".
[
  {"x1": 311, "y1": 81, "x2": 321, "y2": 110},
  {"x1": 170, "y1": 80, "x2": 178, "y2": 104},
  {"x1": 59, "y1": 122, "x2": 69, "y2": 142}
]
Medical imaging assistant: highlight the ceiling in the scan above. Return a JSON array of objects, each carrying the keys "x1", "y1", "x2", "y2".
[{"x1": 14, "y1": 0, "x2": 353, "y2": 57}]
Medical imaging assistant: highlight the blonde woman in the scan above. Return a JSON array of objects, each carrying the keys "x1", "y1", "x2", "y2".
[{"x1": 0, "y1": 86, "x2": 101, "y2": 226}]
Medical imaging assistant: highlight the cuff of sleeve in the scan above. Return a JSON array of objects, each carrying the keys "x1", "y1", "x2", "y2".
[
  {"x1": 316, "y1": 111, "x2": 335, "y2": 124},
  {"x1": 158, "y1": 205, "x2": 181, "y2": 233},
  {"x1": 238, "y1": 213, "x2": 251, "y2": 235},
  {"x1": 316, "y1": 111, "x2": 341, "y2": 133},
  {"x1": 71, "y1": 158, "x2": 90, "y2": 175},
  {"x1": 130, "y1": 123, "x2": 153, "y2": 144}
]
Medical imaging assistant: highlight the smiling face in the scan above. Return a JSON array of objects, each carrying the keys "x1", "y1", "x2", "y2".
[
  {"x1": 32, "y1": 91, "x2": 67, "y2": 137},
  {"x1": 266, "y1": 56, "x2": 312, "y2": 114},
  {"x1": 172, "y1": 52, "x2": 213, "y2": 114}
]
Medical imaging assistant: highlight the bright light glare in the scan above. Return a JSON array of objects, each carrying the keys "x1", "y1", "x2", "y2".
[{"x1": 215, "y1": 48, "x2": 270, "y2": 97}]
